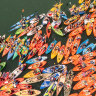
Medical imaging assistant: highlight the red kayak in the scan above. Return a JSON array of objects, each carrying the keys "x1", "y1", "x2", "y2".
[
  {"x1": 46, "y1": 22, "x2": 51, "y2": 38},
  {"x1": 93, "y1": 18, "x2": 96, "y2": 38},
  {"x1": 38, "y1": 43, "x2": 48, "y2": 56}
]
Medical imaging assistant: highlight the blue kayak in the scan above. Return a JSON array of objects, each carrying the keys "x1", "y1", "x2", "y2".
[
  {"x1": 40, "y1": 72, "x2": 60, "y2": 89},
  {"x1": 45, "y1": 40, "x2": 57, "y2": 54},
  {"x1": 42, "y1": 65, "x2": 66, "y2": 73},
  {"x1": 10, "y1": 13, "x2": 35, "y2": 28},
  {"x1": 60, "y1": 14, "x2": 68, "y2": 20},
  {"x1": 82, "y1": 43, "x2": 96, "y2": 55},
  {"x1": 76, "y1": 39, "x2": 89, "y2": 54},
  {"x1": 26, "y1": 56, "x2": 48, "y2": 64}
]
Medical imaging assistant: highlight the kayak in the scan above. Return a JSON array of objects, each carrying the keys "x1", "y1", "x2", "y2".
[
  {"x1": 57, "y1": 45, "x2": 65, "y2": 63},
  {"x1": 62, "y1": 54, "x2": 80, "y2": 65},
  {"x1": 78, "y1": 0, "x2": 84, "y2": 4},
  {"x1": 15, "y1": 89, "x2": 41, "y2": 96},
  {"x1": 79, "y1": 82, "x2": 96, "y2": 96},
  {"x1": 64, "y1": 15, "x2": 80, "y2": 25},
  {"x1": 21, "y1": 73, "x2": 51, "y2": 84},
  {"x1": 51, "y1": 41, "x2": 61, "y2": 59},
  {"x1": 46, "y1": 22, "x2": 51, "y2": 38},
  {"x1": 73, "y1": 74, "x2": 96, "y2": 90},
  {"x1": 82, "y1": 43, "x2": 96, "y2": 55},
  {"x1": 64, "y1": 36, "x2": 73, "y2": 59},
  {"x1": 64, "y1": 69, "x2": 74, "y2": 96},
  {"x1": 23, "y1": 68, "x2": 44, "y2": 78},
  {"x1": 73, "y1": 59, "x2": 96, "y2": 71},
  {"x1": 89, "y1": 7, "x2": 96, "y2": 12},
  {"x1": 73, "y1": 65, "x2": 96, "y2": 82},
  {"x1": 28, "y1": 61, "x2": 47, "y2": 69},
  {"x1": 43, "y1": 81, "x2": 57, "y2": 96},
  {"x1": 69, "y1": 93, "x2": 78, "y2": 96},
  {"x1": 38, "y1": 43, "x2": 48, "y2": 56},
  {"x1": 91, "y1": 11, "x2": 96, "y2": 18},
  {"x1": 71, "y1": 34, "x2": 81, "y2": 55},
  {"x1": 42, "y1": 16, "x2": 50, "y2": 25},
  {"x1": 93, "y1": 18, "x2": 96, "y2": 38},
  {"x1": 15, "y1": 24, "x2": 28, "y2": 35},
  {"x1": 9, "y1": 64, "x2": 26, "y2": 79},
  {"x1": 40, "y1": 72, "x2": 60, "y2": 89},
  {"x1": 42, "y1": 65, "x2": 66, "y2": 73},
  {"x1": 60, "y1": 11, "x2": 67, "y2": 20},
  {"x1": 69, "y1": 26, "x2": 84, "y2": 37},
  {"x1": 45, "y1": 40, "x2": 57, "y2": 54},
  {"x1": 85, "y1": 22, "x2": 93, "y2": 36},
  {"x1": 76, "y1": 39, "x2": 89, "y2": 54},
  {"x1": 26, "y1": 56, "x2": 48, "y2": 64},
  {"x1": 0, "y1": 62, "x2": 6, "y2": 71},
  {"x1": 52, "y1": 26, "x2": 64, "y2": 36},
  {"x1": 56, "y1": 67, "x2": 67, "y2": 96}
]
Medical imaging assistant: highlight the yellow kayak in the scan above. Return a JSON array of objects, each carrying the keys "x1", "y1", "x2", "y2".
[
  {"x1": 51, "y1": 41, "x2": 61, "y2": 59},
  {"x1": 78, "y1": 0, "x2": 84, "y2": 4}
]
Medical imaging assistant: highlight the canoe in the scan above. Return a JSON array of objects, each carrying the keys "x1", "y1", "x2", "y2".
[
  {"x1": 52, "y1": 26, "x2": 64, "y2": 36},
  {"x1": 76, "y1": 39, "x2": 89, "y2": 54},
  {"x1": 42, "y1": 65, "x2": 66, "y2": 73},
  {"x1": 28, "y1": 61, "x2": 47, "y2": 69},
  {"x1": 16, "y1": 84, "x2": 32, "y2": 90},
  {"x1": 69, "y1": 26, "x2": 84, "y2": 37},
  {"x1": 46, "y1": 22, "x2": 51, "y2": 38},
  {"x1": 40, "y1": 72, "x2": 60, "y2": 89},
  {"x1": 82, "y1": 43, "x2": 96, "y2": 55},
  {"x1": 0, "y1": 62, "x2": 6, "y2": 71},
  {"x1": 26, "y1": 56, "x2": 47, "y2": 64},
  {"x1": 79, "y1": 82, "x2": 96, "y2": 96},
  {"x1": 73, "y1": 59, "x2": 96, "y2": 71},
  {"x1": 38, "y1": 43, "x2": 48, "y2": 56},
  {"x1": 23, "y1": 68, "x2": 44, "y2": 78},
  {"x1": 43, "y1": 81, "x2": 57, "y2": 96},
  {"x1": 56, "y1": 67, "x2": 67, "y2": 96},
  {"x1": 9, "y1": 64, "x2": 26, "y2": 79},
  {"x1": 64, "y1": 14, "x2": 87, "y2": 33},
  {"x1": 62, "y1": 54, "x2": 80, "y2": 64},
  {"x1": 93, "y1": 18, "x2": 96, "y2": 38},
  {"x1": 78, "y1": 0, "x2": 84, "y2": 4},
  {"x1": 51, "y1": 41, "x2": 61, "y2": 59},
  {"x1": 45, "y1": 40, "x2": 57, "y2": 54},
  {"x1": 57, "y1": 45, "x2": 65, "y2": 63},
  {"x1": 64, "y1": 15, "x2": 80, "y2": 25},
  {"x1": 64, "y1": 36, "x2": 74, "y2": 59},
  {"x1": 21, "y1": 73, "x2": 51, "y2": 84},
  {"x1": 73, "y1": 65, "x2": 96, "y2": 81},
  {"x1": 69, "y1": 93, "x2": 78, "y2": 96},
  {"x1": 71, "y1": 34, "x2": 81, "y2": 55},
  {"x1": 15, "y1": 24, "x2": 28, "y2": 35},
  {"x1": 85, "y1": 22, "x2": 93, "y2": 36},
  {"x1": 73, "y1": 74, "x2": 96, "y2": 90},
  {"x1": 64, "y1": 69, "x2": 74, "y2": 96},
  {"x1": 15, "y1": 89, "x2": 41, "y2": 96}
]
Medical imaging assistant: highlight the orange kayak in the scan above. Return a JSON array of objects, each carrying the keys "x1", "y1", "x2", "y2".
[
  {"x1": 69, "y1": 26, "x2": 84, "y2": 37},
  {"x1": 62, "y1": 54, "x2": 80, "y2": 64},
  {"x1": 73, "y1": 74, "x2": 96, "y2": 90},
  {"x1": 46, "y1": 22, "x2": 51, "y2": 38},
  {"x1": 28, "y1": 61, "x2": 47, "y2": 69},
  {"x1": 69, "y1": 93, "x2": 78, "y2": 96},
  {"x1": 71, "y1": 34, "x2": 81, "y2": 55},
  {"x1": 51, "y1": 41, "x2": 61, "y2": 59},
  {"x1": 38, "y1": 43, "x2": 48, "y2": 56},
  {"x1": 73, "y1": 59, "x2": 96, "y2": 71},
  {"x1": 89, "y1": 7, "x2": 96, "y2": 12},
  {"x1": 93, "y1": 18, "x2": 96, "y2": 38},
  {"x1": 73, "y1": 65, "x2": 96, "y2": 81},
  {"x1": 64, "y1": 36, "x2": 73, "y2": 59},
  {"x1": 57, "y1": 45, "x2": 65, "y2": 63},
  {"x1": 79, "y1": 82, "x2": 96, "y2": 96},
  {"x1": 64, "y1": 15, "x2": 80, "y2": 25},
  {"x1": 91, "y1": 11, "x2": 96, "y2": 18}
]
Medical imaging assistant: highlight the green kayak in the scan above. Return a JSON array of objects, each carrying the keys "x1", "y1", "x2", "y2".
[
  {"x1": 0, "y1": 62, "x2": 6, "y2": 71},
  {"x1": 15, "y1": 24, "x2": 28, "y2": 35},
  {"x1": 43, "y1": 82, "x2": 57, "y2": 96},
  {"x1": 52, "y1": 27, "x2": 64, "y2": 36},
  {"x1": 12, "y1": 36, "x2": 27, "y2": 60}
]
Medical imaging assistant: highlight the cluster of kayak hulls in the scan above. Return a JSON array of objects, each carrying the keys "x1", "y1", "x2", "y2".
[{"x1": 1, "y1": 0, "x2": 96, "y2": 96}]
